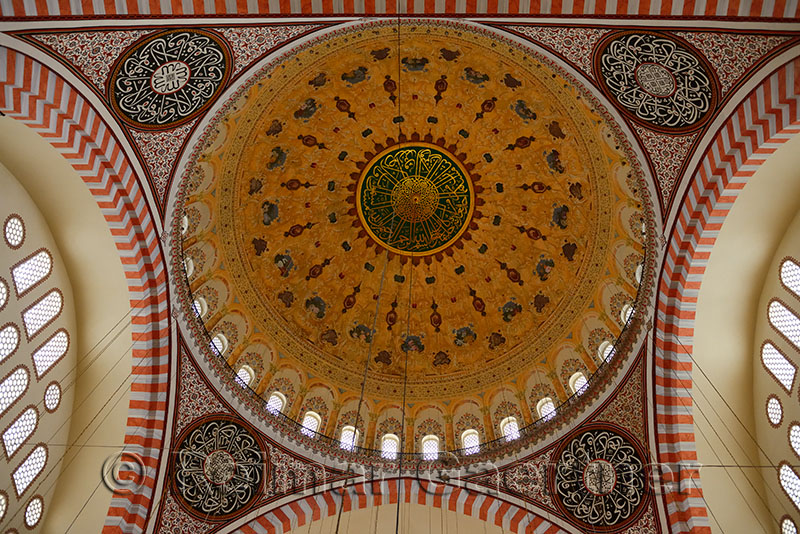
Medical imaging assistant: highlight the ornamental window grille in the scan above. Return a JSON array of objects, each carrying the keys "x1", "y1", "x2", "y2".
[
  {"x1": 0, "y1": 325, "x2": 19, "y2": 363},
  {"x1": 421, "y1": 434, "x2": 439, "y2": 461},
  {"x1": 235, "y1": 365, "x2": 254, "y2": 388},
  {"x1": 265, "y1": 392, "x2": 286, "y2": 415},
  {"x1": 381, "y1": 434, "x2": 400, "y2": 460},
  {"x1": 461, "y1": 429, "x2": 480, "y2": 455},
  {"x1": 301, "y1": 411, "x2": 321, "y2": 437},
  {"x1": 4, "y1": 216, "x2": 24, "y2": 247},
  {"x1": 24, "y1": 496, "x2": 43, "y2": 528},
  {"x1": 340, "y1": 426, "x2": 359, "y2": 452},
  {"x1": 598, "y1": 340, "x2": 615, "y2": 362},
  {"x1": 635, "y1": 264, "x2": 643, "y2": 285},
  {"x1": 3, "y1": 408, "x2": 37, "y2": 457},
  {"x1": 31, "y1": 330, "x2": 68, "y2": 379},
  {"x1": 0, "y1": 368, "x2": 28, "y2": 416},
  {"x1": 22, "y1": 290, "x2": 62, "y2": 338},
  {"x1": 192, "y1": 298, "x2": 207, "y2": 318},
  {"x1": 44, "y1": 384, "x2": 60, "y2": 412},
  {"x1": 500, "y1": 416, "x2": 520, "y2": 441},
  {"x1": 782, "y1": 259, "x2": 800, "y2": 299},
  {"x1": 12, "y1": 445, "x2": 46, "y2": 496},
  {"x1": 769, "y1": 300, "x2": 800, "y2": 350},
  {"x1": 210, "y1": 333, "x2": 228, "y2": 356},
  {"x1": 569, "y1": 372, "x2": 588, "y2": 395},
  {"x1": 768, "y1": 396, "x2": 783, "y2": 426},
  {"x1": 620, "y1": 303, "x2": 634, "y2": 325},
  {"x1": 184, "y1": 257, "x2": 194, "y2": 278},
  {"x1": 0, "y1": 279, "x2": 7, "y2": 309},
  {"x1": 11, "y1": 251, "x2": 52, "y2": 296},
  {"x1": 762, "y1": 343, "x2": 796, "y2": 392},
  {"x1": 781, "y1": 464, "x2": 800, "y2": 512},
  {"x1": 537, "y1": 397, "x2": 556, "y2": 421},
  {"x1": 783, "y1": 517, "x2": 798, "y2": 534}
]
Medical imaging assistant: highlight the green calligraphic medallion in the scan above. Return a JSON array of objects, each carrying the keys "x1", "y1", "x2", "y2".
[{"x1": 356, "y1": 142, "x2": 474, "y2": 255}]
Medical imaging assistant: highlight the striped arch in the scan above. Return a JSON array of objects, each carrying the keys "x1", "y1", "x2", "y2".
[
  {"x1": 0, "y1": 48, "x2": 169, "y2": 533},
  {"x1": 0, "y1": 0, "x2": 797, "y2": 17},
  {"x1": 233, "y1": 479, "x2": 569, "y2": 533},
  {"x1": 655, "y1": 56, "x2": 800, "y2": 533}
]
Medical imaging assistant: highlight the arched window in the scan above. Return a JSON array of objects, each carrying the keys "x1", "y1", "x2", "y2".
[
  {"x1": 3, "y1": 407, "x2": 37, "y2": 458},
  {"x1": 780, "y1": 463, "x2": 800, "y2": 512},
  {"x1": 0, "y1": 492, "x2": 6, "y2": 522},
  {"x1": 783, "y1": 517, "x2": 798, "y2": 534},
  {"x1": 12, "y1": 445, "x2": 46, "y2": 496},
  {"x1": 620, "y1": 303, "x2": 633, "y2": 325},
  {"x1": 11, "y1": 250, "x2": 52, "y2": 297},
  {"x1": 500, "y1": 416, "x2": 520, "y2": 441},
  {"x1": 210, "y1": 333, "x2": 228, "y2": 356},
  {"x1": 0, "y1": 325, "x2": 19, "y2": 363},
  {"x1": 192, "y1": 297, "x2": 208, "y2": 318},
  {"x1": 184, "y1": 257, "x2": 194, "y2": 278},
  {"x1": 635, "y1": 263, "x2": 643, "y2": 285},
  {"x1": 0, "y1": 368, "x2": 28, "y2": 416},
  {"x1": 24, "y1": 496, "x2": 43, "y2": 528},
  {"x1": 768, "y1": 395, "x2": 783, "y2": 426},
  {"x1": 265, "y1": 391, "x2": 286, "y2": 415},
  {"x1": 0, "y1": 278, "x2": 7, "y2": 309},
  {"x1": 598, "y1": 340, "x2": 615, "y2": 362},
  {"x1": 301, "y1": 411, "x2": 321, "y2": 438},
  {"x1": 421, "y1": 434, "x2": 439, "y2": 461},
  {"x1": 762, "y1": 342, "x2": 796, "y2": 392},
  {"x1": 181, "y1": 215, "x2": 190, "y2": 235},
  {"x1": 22, "y1": 290, "x2": 62, "y2": 339},
  {"x1": 769, "y1": 300, "x2": 800, "y2": 349},
  {"x1": 537, "y1": 397, "x2": 556, "y2": 421},
  {"x1": 461, "y1": 429, "x2": 480, "y2": 455},
  {"x1": 4, "y1": 215, "x2": 25, "y2": 248},
  {"x1": 32, "y1": 330, "x2": 68, "y2": 379},
  {"x1": 339, "y1": 425, "x2": 359, "y2": 451},
  {"x1": 569, "y1": 372, "x2": 588, "y2": 395},
  {"x1": 790, "y1": 424, "x2": 800, "y2": 459},
  {"x1": 381, "y1": 433, "x2": 400, "y2": 460},
  {"x1": 781, "y1": 259, "x2": 800, "y2": 299},
  {"x1": 235, "y1": 365, "x2": 255, "y2": 388}
]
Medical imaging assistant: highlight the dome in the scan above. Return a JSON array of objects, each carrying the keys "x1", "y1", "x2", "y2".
[{"x1": 174, "y1": 19, "x2": 654, "y2": 458}]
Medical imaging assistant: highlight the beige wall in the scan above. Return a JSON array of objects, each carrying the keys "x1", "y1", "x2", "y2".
[
  {"x1": 0, "y1": 116, "x2": 133, "y2": 533},
  {"x1": 694, "y1": 132, "x2": 800, "y2": 533}
]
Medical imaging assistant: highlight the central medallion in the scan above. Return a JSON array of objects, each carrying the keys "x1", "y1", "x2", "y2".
[{"x1": 356, "y1": 142, "x2": 474, "y2": 255}]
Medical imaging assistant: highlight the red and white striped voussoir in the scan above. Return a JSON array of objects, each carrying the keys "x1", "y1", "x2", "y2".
[
  {"x1": 0, "y1": 0, "x2": 798, "y2": 17},
  {"x1": 655, "y1": 57, "x2": 800, "y2": 534},
  {"x1": 0, "y1": 47, "x2": 169, "y2": 534},
  {"x1": 232, "y1": 479, "x2": 568, "y2": 534}
]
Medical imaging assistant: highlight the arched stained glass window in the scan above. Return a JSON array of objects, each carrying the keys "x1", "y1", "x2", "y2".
[
  {"x1": 265, "y1": 392, "x2": 286, "y2": 415},
  {"x1": 340, "y1": 426, "x2": 359, "y2": 452},
  {"x1": 301, "y1": 411, "x2": 321, "y2": 437},
  {"x1": 12, "y1": 445, "x2": 46, "y2": 496},
  {"x1": 537, "y1": 397, "x2": 556, "y2": 421},
  {"x1": 22, "y1": 290, "x2": 62, "y2": 339},
  {"x1": 635, "y1": 263, "x2": 643, "y2": 285},
  {"x1": 569, "y1": 372, "x2": 588, "y2": 395},
  {"x1": 0, "y1": 325, "x2": 19, "y2": 363},
  {"x1": 184, "y1": 257, "x2": 194, "y2": 278},
  {"x1": 11, "y1": 250, "x2": 52, "y2": 296},
  {"x1": 421, "y1": 435, "x2": 439, "y2": 461},
  {"x1": 31, "y1": 330, "x2": 68, "y2": 379},
  {"x1": 0, "y1": 368, "x2": 28, "y2": 416},
  {"x1": 762, "y1": 342, "x2": 796, "y2": 392},
  {"x1": 381, "y1": 434, "x2": 399, "y2": 460},
  {"x1": 782, "y1": 259, "x2": 800, "y2": 299},
  {"x1": 780, "y1": 463, "x2": 800, "y2": 512},
  {"x1": 3, "y1": 407, "x2": 37, "y2": 458},
  {"x1": 461, "y1": 429, "x2": 480, "y2": 455},
  {"x1": 500, "y1": 416, "x2": 520, "y2": 441},
  {"x1": 769, "y1": 300, "x2": 800, "y2": 350}
]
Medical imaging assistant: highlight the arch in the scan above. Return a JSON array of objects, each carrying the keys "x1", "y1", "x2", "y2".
[
  {"x1": 655, "y1": 56, "x2": 800, "y2": 532},
  {"x1": 228, "y1": 479, "x2": 570, "y2": 534},
  {"x1": 0, "y1": 48, "x2": 168, "y2": 531}
]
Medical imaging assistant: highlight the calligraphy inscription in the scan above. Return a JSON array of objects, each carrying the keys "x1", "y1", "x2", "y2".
[{"x1": 357, "y1": 143, "x2": 474, "y2": 255}]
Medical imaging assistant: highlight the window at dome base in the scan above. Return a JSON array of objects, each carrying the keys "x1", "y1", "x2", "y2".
[
  {"x1": 461, "y1": 429, "x2": 480, "y2": 455},
  {"x1": 22, "y1": 290, "x2": 62, "y2": 339},
  {"x1": 210, "y1": 333, "x2": 228, "y2": 356},
  {"x1": 235, "y1": 365, "x2": 254, "y2": 388},
  {"x1": 0, "y1": 368, "x2": 28, "y2": 416},
  {"x1": 569, "y1": 372, "x2": 588, "y2": 395},
  {"x1": 762, "y1": 342, "x2": 796, "y2": 392},
  {"x1": 11, "y1": 250, "x2": 52, "y2": 296},
  {"x1": 500, "y1": 417, "x2": 520, "y2": 441},
  {"x1": 12, "y1": 445, "x2": 46, "y2": 496},
  {"x1": 780, "y1": 463, "x2": 800, "y2": 512},
  {"x1": 421, "y1": 435, "x2": 439, "y2": 460},
  {"x1": 769, "y1": 300, "x2": 800, "y2": 349},
  {"x1": 598, "y1": 340, "x2": 615, "y2": 362},
  {"x1": 265, "y1": 392, "x2": 285, "y2": 415},
  {"x1": 781, "y1": 259, "x2": 800, "y2": 299},
  {"x1": 0, "y1": 325, "x2": 19, "y2": 363},
  {"x1": 537, "y1": 397, "x2": 556, "y2": 421},
  {"x1": 381, "y1": 434, "x2": 399, "y2": 460},
  {"x1": 783, "y1": 517, "x2": 798, "y2": 534},
  {"x1": 3, "y1": 407, "x2": 37, "y2": 458},
  {"x1": 301, "y1": 411, "x2": 321, "y2": 438},
  {"x1": 340, "y1": 426, "x2": 359, "y2": 452}
]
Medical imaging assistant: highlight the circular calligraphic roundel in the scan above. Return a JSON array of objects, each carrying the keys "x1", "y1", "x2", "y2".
[
  {"x1": 109, "y1": 29, "x2": 231, "y2": 129},
  {"x1": 357, "y1": 142, "x2": 474, "y2": 255},
  {"x1": 594, "y1": 31, "x2": 717, "y2": 132},
  {"x1": 552, "y1": 427, "x2": 647, "y2": 529},
  {"x1": 172, "y1": 417, "x2": 265, "y2": 519}
]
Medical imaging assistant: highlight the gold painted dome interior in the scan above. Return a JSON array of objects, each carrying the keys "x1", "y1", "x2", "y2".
[{"x1": 178, "y1": 20, "x2": 651, "y2": 455}]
